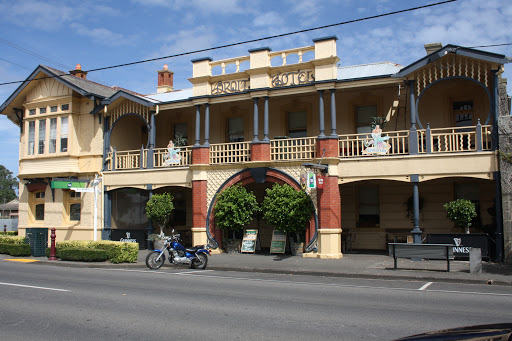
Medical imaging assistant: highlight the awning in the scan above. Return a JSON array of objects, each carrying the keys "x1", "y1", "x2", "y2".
[{"x1": 51, "y1": 178, "x2": 89, "y2": 189}]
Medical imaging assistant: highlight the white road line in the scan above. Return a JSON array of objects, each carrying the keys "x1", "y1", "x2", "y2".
[
  {"x1": 93, "y1": 269, "x2": 512, "y2": 297},
  {"x1": 418, "y1": 282, "x2": 433, "y2": 291},
  {"x1": 0, "y1": 281, "x2": 70, "y2": 292}
]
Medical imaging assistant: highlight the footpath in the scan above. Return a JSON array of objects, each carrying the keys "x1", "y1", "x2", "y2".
[{"x1": 2, "y1": 250, "x2": 512, "y2": 286}]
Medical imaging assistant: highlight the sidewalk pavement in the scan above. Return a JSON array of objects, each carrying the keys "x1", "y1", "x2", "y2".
[{"x1": 2, "y1": 250, "x2": 512, "y2": 286}]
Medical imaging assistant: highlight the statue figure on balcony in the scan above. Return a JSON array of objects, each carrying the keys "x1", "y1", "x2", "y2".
[
  {"x1": 163, "y1": 140, "x2": 182, "y2": 165},
  {"x1": 362, "y1": 125, "x2": 391, "y2": 156}
]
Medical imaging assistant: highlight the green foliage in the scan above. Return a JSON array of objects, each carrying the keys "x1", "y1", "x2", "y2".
[
  {"x1": 370, "y1": 116, "x2": 387, "y2": 130},
  {"x1": 214, "y1": 184, "x2": 259, "y2": 238},
  {"x1": 0, "y1": 165, "x2": 18, "y2": 203},
  {"x1": 0, "y1": 243, "x2": 31, "y2": 256},
  {"x1": 56, "y1": 248, "x2": 109, "y2": 262},
  {"x1": 145, "y1": 193, "x2": 174, "y2": 235},
  {"x1": 49, "y1": 240, "x2": 138, "y2": 263},
  {"x1": 0, "y1": 235, "x2": 26, "y2": 244},
  {"x1": 2, "y1": 231, "x2": 18, "y2": 236},
  {"x1": 174, "y1": 132, "x2": 188, "y2": 147},
  {"x1": 261, "y1": 183, "x2": 314, "y2": 241},
  {"x1": 443, "y1": 199, "x2": 477, "y2": 229}
]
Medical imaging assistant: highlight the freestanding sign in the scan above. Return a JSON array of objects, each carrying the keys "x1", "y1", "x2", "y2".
[
  {"x1": 241, "y1": 229, "x2": 258, "y2": 253},
  {"x1": 270, "y1": 230, "x2": 287, "y2": 254}
]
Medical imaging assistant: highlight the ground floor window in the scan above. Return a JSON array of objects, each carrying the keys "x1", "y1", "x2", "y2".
[
  {"x1": 358, "y1": 185, "x2": 380, "y2": 227},
  {"x1": 31, "y1": 191, "x2": 45, "y2": 222},
  {"x1": 66, "y1": 190, "x2": 81, "y2": 222}
]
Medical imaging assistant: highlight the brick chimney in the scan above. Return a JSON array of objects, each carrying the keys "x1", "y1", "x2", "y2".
[
  {"x1": 157, "y1": 64, "x2": 174, "y2": 93},
  {"x1": 69, "y1": 64, "x2": 88, "y2": 79},
  {"x1": 424, "y1": 43, "x2": 442, "y2": 55}
]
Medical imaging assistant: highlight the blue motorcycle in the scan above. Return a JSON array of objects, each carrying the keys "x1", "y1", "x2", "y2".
[{"x1": 145, "y1": 232, "x2": 210, "y2": 270}]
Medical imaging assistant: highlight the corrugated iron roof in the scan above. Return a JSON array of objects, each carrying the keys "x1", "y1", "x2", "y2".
[
  {"x1": 146, "y1": 88, "x2": 194, "y2": 103},
  {"x1": 337, "y1": 61, "x2": 403, "y2": 81}
]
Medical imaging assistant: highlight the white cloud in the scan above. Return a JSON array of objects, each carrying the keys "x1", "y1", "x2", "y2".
[{"x1": 70, "y1": 23, "x2": 129, "y2": 46}]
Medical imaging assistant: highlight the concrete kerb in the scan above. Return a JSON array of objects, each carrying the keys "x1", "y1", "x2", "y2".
[{"x1": 2, "y1": 251, "x2": 511, "y2": 286}]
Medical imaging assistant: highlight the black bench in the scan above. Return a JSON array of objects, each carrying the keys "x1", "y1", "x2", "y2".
[{"x1": 388, "y1": 243, "x2": 454, "y2": 272}]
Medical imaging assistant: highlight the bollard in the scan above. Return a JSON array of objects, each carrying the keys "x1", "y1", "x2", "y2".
[
  {"x1": 48, "y1": 228, "x2": 57, "y2": 260},
  {"x1": 3, "y1": 225, "x2": 6, "y2": 234},
  {"x1": 470, "y1": 247, "x2": 482, "y2": 274}
]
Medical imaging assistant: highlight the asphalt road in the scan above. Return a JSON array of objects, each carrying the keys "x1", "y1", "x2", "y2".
[{"x1": 0, "y1": 261, "x2": 511, "y2": 341}]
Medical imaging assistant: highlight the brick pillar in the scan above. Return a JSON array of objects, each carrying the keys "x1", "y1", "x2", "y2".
[
  {"x1": 316, "y1": 174, "x2": 342, "y2": 259},
  {"x1": 192, "y1": 180, "x2": 208, "y2": 246},
  {"x1": 316, "y1": 137, "x2": 339, "y2": 158},
  {"x1": 192, "y1": 146, "x2": 209, "y2": 164},
  {"x1": 251, "y1": 142, "x2": 271, "y2": 161}
]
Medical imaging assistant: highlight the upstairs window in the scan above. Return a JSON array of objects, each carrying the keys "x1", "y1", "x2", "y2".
[
  {"x1": 227, "y1": 117, "x2": 244, "y2": 142},
  {"x1": 356, "y1": 105, "x2": 377, "y2": 134},
  {"x1": 50, "y1": 106, "x2": 58, "y2": 113},
  {"x1": 61, "y1": 104, "x2": 69, "y2": 111},
  {"x1": 453, "y1": 100, "x2": 473, "y2": 127},
  {"x1": 28, "y1": 121, "x2": 35, "y2": 155},
  {"x1": 288, "y1": 111, "x2": 307, "y2": 138},
  {"x1": 60, "y1": 117, "x2": 68, "y2": 152},
  {"x1": 38, "y1": 119, "x2": 46, "y2": 154},
  {"x1": 39, "y1": 107, "x2": 47, "y2": 114},
  {"x1": 29, "y1": 109, "x2": 36, "y2": 116},
  {"x1": 174, "y1": 123, "x2": 188, "y2": 146},
  {"x1": 49, "y1": 118, "x2": 57, "y2": 153}
]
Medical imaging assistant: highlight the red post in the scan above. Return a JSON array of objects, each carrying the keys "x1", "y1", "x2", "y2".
[{"x1": 48, "y1": 228, "x2": 57, "y2": 260}]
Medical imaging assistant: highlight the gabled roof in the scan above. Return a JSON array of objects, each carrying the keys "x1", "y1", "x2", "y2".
[
  {"x1": 0, "y1": 65, "x2": 118, "y2": 118},
  {"x1": 394, "y1": 44, "x2": 509, "y2": 78}
]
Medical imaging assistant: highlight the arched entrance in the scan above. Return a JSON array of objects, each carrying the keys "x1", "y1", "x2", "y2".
[{"x1": 205, "y1": 167, "x2": 318, "y2": 253}]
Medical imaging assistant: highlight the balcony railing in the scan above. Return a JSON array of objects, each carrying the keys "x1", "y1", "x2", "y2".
[
  {"x1": 105, "y1": 125, "x2": 493, "y2": 171},
  {"x1": 271, "y1": 136, "x2": 316, "y2": 161},
  {"x1": 153, "y1": 145, "x2": 192, "y2": 167},
  {"x1": 210, "y1": 141, "x2": 251, "y2": 165},
  {"x1": 339, "y1": 125, "x2": 492, "y2": 158}
]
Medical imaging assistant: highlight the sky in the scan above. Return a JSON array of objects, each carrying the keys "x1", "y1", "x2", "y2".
[{"x1": 0, "y1": 0, "x2": 511, "y2": 177}]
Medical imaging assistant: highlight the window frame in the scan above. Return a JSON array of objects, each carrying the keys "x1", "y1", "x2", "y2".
[
  {"x1": 355, "y1": 105, "x2": 378, "y2": 134},
  {"x1": 287, "y1": 111, "x2": 307, "y2": 138},
  {"x1": 30, "y1": 190, "x2": 45, "y2": 223}
]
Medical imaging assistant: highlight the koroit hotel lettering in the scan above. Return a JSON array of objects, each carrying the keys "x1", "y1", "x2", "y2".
[
  {"x1": 271, "y1": 70, "x2": 315, "y2": 88},
  {"x1": 211, "y1": 79, "x2": 250, "y2": 95}
]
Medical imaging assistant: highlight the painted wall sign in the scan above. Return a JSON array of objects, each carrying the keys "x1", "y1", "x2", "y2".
[
  {"x1": 211, "y1": 79, "x2": 250, "y2": 95},
  {"x1": 270, "y1": 230, "x2": 287, "y2": 254},
  {"x1": 271, "y1": 70, "x2": 315, "y2": 88},
  {"x1": 111, "y1": 229, "x2": 146, "y2": 249},
  {"x1": 427, "y1": 233, "x2": 490, "y2": 260},
  {"x1": 362, "y1": 125, "x2": 391, "y2": 156}
]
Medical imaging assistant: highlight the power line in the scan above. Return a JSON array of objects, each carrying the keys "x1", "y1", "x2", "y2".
[
  {"x1": 86, "y1": 0, "x2": 458, "y2": 73},
  {"x1": 0, "y1": 0, "x2": 457, "y2": 87}
]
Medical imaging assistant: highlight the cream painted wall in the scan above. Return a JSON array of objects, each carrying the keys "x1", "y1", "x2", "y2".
[{"x1": 341, "y1": 178, "x2": 496, "y2": 250}]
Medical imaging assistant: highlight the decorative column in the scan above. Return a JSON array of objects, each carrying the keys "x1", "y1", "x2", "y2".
[
  {"x1": 253, "y1": 98, "x2": 259, "y2": 142},
  {"x1": 251, "y1": 96, "x2": 270, "y2": 161},
  {"x1": 203, "y1": 103, "x2": 210, "y2": 147},
  {"x1": 318, "y1": 90, "x2": 325, "y2": 138},
  {"x1": 263, "y1": 96, "x2": 270, "y2": 142},
  {"x1": 147, "y1": 110, "x2": 156, "y2": 168},
  {"x1": 102, "y1": 117, "x2": 111, "y2": 171},
  {"x1": 408, "y1": 80, "x2": 419, "y2": 155},
  {"x1": 330, "y1": 89, "x2": 337, "y2": 137},
  {"x1": 194, "y1": 105, "x2": 201, "y2": 147},
  {"x1": 410, "y1": 175, "x2": 422, "y2": 244},
  {"x1": 102, "y1": 188, "x2": 112, "y2": 241}
]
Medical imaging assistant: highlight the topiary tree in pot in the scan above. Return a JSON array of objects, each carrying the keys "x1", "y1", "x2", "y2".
[
  {"x1": 443, "y1": 199, "x2": 477, "y2": 234},
  {"x1": 261, "y1": 183, "x2": 314, "y2": 255},
  {"x1": 145, "y1": 193, "x2": 175, "y2": 241},
  {"x1": 214, "y1": 184, "x2": 260, "y2": 253}
]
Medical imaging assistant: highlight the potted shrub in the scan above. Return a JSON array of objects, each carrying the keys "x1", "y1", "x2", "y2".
[
  {"x1": 145, "y1": 193, "x2": 175, "y2": 247},
  {"x1": 262, "y1": 183, "x2": 314, "y2": 255},
  {"x1": 214, "y1": 184, "x2": 259, "y2": 253},
  {"x1": 443, "y1": 199, "x2": 477, "y2": 234}
]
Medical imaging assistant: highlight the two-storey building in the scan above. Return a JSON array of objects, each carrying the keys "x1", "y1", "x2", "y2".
[{"x1": 1, "y1": 37, "x2": 510, "y2": 260}]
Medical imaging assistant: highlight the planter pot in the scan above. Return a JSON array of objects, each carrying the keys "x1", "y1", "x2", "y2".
[
  {"x1": 153, "y1": 240, "x2": 164, "y2": 250},
  {"x1": 290, "y1": 242, "x2": 304, "y2": 256},
  {"x1": 224, "y1": 240, "x2": 241, "y2": 254}
]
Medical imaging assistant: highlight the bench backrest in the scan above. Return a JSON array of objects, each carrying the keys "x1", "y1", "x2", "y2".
[{"x1": 388, "y1": 243, "x2": 454, "y2": 260}]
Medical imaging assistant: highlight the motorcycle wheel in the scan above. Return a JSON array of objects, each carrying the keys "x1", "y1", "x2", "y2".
[
  {"x1": 191, "y1": 252, "x2": 208, "y2": 269},
  {"x1": 146, "y1": 251, "x2": 165, "y2": 270}
]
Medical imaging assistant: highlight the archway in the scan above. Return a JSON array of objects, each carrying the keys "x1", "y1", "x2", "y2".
[
  {"x1": 205, "y1": 167, "x2": 318, "y2": 252},
  {"x1": 109, "y1": 113, "x2": 150, "y2": 151}
]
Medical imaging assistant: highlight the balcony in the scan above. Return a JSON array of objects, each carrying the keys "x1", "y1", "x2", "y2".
[{"x1": 105, "y1": 124, "x2": 493, "y2": 171}]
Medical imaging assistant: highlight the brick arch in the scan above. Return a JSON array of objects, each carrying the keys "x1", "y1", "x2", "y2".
[{"x1": 206, "y1": 168, "x2": 318, "y2": 252}]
